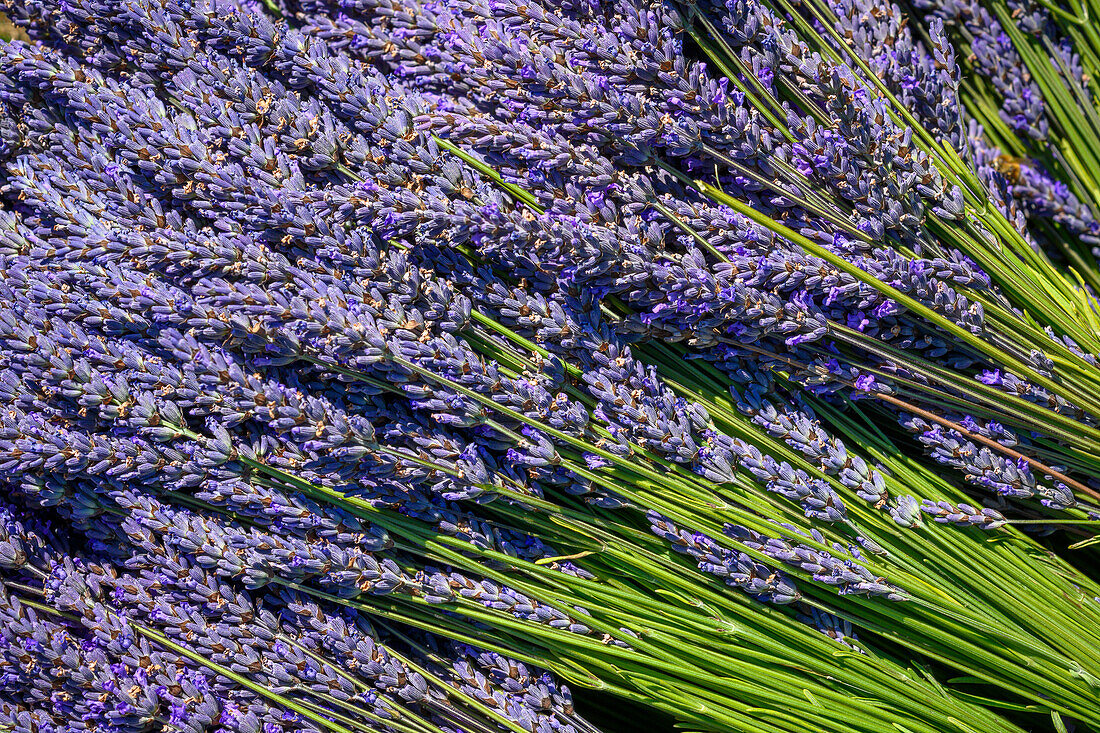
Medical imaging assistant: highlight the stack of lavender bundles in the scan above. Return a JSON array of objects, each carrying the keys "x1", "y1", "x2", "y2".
[{"x1": 1, "y1": 0, "x2": 1100, "y2": 731}]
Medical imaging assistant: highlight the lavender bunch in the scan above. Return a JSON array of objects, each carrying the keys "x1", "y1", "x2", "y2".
[
  {"x1": 0, "y1": 230, "x2": 1029, "y2": 733},
  {"x1": 0, "y1": 1, "x2": 1099, "y2": 733},
  {"x1": 916, "y1": 0, "x2": 1100, "y2": 292},
  {"x1": 0, "y1": 496, "x2": 591, "y2": 733},
  {"x1": 261, "y1": 0, "x2": 1100, "y2": 527}
]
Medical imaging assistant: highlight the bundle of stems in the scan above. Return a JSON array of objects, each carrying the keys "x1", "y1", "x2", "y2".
[
  {"x1": 911, "y1": 0, "x2": 1100, "y2": 291},
  {"x1": 265, "y1": 293, "x2": 1100, "y2": 731},
  {"x1": 14, "y1": 362, "x2": 1048, "y2": 733},
  {"x1": 677, "y1": 0, "x2": 1100, "y2": 495}
]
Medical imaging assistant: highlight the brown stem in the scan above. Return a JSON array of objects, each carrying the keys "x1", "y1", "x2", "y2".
[
  {"x1": 722, "y1": 339, "x2": 1100, "y2": 505},
  {"x1": 871, "y1": 392, "x2": 1100, "y2": 505}
]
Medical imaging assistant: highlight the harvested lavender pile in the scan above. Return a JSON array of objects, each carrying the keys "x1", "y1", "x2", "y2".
[{"x1": 1, "y1": 0, "x2": 1100, "y2": 731}]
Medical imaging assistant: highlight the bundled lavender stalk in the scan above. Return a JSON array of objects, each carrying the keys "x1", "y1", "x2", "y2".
[{"x1": 0, "y1": 498, "x2": 590, "y2": 733}]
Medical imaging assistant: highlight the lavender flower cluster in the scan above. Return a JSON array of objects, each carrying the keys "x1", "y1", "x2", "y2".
[{"x1": 0, "y1": 498, "x2": 591, "y2": 733}]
